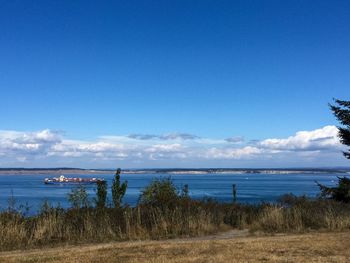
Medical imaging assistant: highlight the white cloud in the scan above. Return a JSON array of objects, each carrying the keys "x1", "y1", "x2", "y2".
[
  {"x1": 0, "y1": 129, "x2": 61, "y2": 157},
  {"x1": 258, "y1": 126, "x2": 341, "y2": 151},
  {"x1": 0, "y1": 126, "x2": 346, "y2": 167},
  {"x1": 203, "y1": 146, "x2": 262, "y2": 159},
  {"x1": 144, "y1": 144, "x2": 183, "y2": 153}
]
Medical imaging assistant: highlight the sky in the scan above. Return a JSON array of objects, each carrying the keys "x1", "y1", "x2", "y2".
[{"x1": 0, "y1": 0, "x2": 349, "y2": 168}]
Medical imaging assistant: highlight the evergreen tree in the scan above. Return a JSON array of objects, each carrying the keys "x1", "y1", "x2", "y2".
[
  {"x1": 317, "y1": 177, "x2": 350, "y2": 203},
  {"x1": 111, "y1": 168, "x2": 128, "y2": 208},
  {"x1": 329, "y1": 99, "x2": 350, "y2": 159},
  {"x1": 317, "y1": 99, "x2": 350, "y2": 202}
]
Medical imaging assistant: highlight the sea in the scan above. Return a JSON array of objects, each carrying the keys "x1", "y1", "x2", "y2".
[{"x1": 0, "y1": 170, "x2": 347, "y2": 215}]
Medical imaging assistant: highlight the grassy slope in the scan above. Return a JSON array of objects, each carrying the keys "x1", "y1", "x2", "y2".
[{"x1": 1, "y1": 232, "x2": 349, "y2": 263}]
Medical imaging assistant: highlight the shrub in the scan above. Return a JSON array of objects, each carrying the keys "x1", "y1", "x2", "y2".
[
  {"x1": 138, "y1": 177, "x2": 179, "y2": 209},
  {"x1": 67, "y1": 185, "x2": 90, "y2": 209},
  {"x1": 111, "y1": 168, "x2": 128, "y2": 208},
  {"x1": 95, "y1": 180, "x2": 108, "y2": 208}
]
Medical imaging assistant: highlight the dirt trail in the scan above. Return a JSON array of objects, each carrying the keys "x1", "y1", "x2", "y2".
[
  {"x1": 0, "y1": 229, "x2": 250, "y2": 258},
  {"x1": 175, "y1": 229, "x2": 250, "y2": 242},
  {"x1": 1, "y1": 231, "x2": 349, "y2": 263}
]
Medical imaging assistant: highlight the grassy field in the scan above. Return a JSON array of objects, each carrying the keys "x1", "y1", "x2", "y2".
[{"x1": 1, "y1": 231, "x2": 349, "y2": 262}]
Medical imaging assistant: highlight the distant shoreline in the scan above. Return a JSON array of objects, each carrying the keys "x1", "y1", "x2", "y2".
[{"x1": 0, "y1": 167, "x2": 349, "y2": 175}]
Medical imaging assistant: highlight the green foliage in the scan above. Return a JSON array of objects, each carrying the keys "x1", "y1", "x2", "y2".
[
  {"x1": 95, "y1": 180, "x2": 107, "y2": 209},
  {"x1": 67, "y1": 185, "x2": 90, "y2": 209},
  {"x1": 139, "y1": 177, "x2": 179, "y2": 208},
  {"x1": 317, "y1": 99, "x2": 350, "y2": 203},
  {"x1": 181, "y1": 184, "x2": 189, "y2": 198},
  {"x1": 329, "y1": 98, "x2": 350, "y2": 159},
  {"x1": 278, "y1": 193, "x2": 308, "y2": 206},
  {"x1": 111, "y1": 168, "x2": 128, "y2": 208},
  {"x1": 317, "y1": 176, "x2": 350, "y2": 203}
]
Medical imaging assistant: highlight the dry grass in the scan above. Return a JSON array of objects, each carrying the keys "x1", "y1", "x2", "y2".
[
  {"x1": 0, "y1": 204, "x2": 228, "y2": 251},
  {"x1": 0, "y1": 231, "x2": 349, "y2": 262},
  {"x1": 2, "y1": 197, "x2": 350, "y2": 252}
]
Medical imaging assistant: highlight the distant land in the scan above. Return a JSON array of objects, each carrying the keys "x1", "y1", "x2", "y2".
[{"x1": 0, "y1": 167, "x2": 350, "y2": 175}]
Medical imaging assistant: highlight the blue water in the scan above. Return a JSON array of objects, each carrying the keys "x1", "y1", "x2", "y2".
[{"x1": 0, "y1": 172, "x2": 342, "y2": 214}]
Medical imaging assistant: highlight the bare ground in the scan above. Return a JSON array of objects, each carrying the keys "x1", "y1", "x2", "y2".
[{"x1": 0, "y1": 231, "x2": 349, "y2": 262}]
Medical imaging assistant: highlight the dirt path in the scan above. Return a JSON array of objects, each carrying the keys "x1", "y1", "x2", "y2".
[
  {"x1": 0, "y1": 229, "x2": 250, "y2": 258},
  {"x1": 1, "y1": 231, "x2": 350, "y2": 262},
  {"x1": 175, "y1": 229, "x2": 250, "y2": 242}
]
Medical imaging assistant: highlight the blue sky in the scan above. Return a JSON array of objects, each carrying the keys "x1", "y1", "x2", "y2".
[{"x1": 0, "y1": 1, "x2": 349, "y2": 168}]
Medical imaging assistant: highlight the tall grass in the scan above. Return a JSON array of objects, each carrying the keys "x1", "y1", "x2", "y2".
[
  {"x1": 1, "y1": 194, "x2": 350, "y2": 251},
  {"x1": 0, "y1": 200, "x2": 225, "y2": 250},
  {"x1": 251, "y1": 198, "x2": 350, "y2": 233}
]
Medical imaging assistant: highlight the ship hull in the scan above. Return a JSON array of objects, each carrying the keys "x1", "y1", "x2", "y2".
[
  {"x1": 44, "y1": 175, "x2": 105, "y2": 185},
  {"x1": 44, "y1": 181, "x2": 99, "y2": 185}
]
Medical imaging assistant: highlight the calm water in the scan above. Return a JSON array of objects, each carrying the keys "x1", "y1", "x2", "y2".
[{"x1": 0, "y1": 172, "x2": 341, "y2": 214}]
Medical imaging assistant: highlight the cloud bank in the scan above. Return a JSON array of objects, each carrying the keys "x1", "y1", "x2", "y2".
[{"x1": 0, "y1": 126, "x2": 346, "y2": 168}]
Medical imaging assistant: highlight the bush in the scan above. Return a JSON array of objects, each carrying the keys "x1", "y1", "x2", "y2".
[
  {"x1": 111, "y1": 168, "x2": 128, "y2": 208},
  {"x1": 317, "y1": 176, "x2": 350, "y2": 203},
  {"x1": 95, "y1": 180, "x2": 108, "y2": 209},
  {"x1": 67, "y1": 185, "x2": 90, "y2": 209},
  {"x1": 138, "y1": 177, "x2": 179, "y2": 209}
]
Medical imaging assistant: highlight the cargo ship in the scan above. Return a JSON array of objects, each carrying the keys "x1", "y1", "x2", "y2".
[{"x1": 44, "y1": 175, "x2": 105, "y2": 184}]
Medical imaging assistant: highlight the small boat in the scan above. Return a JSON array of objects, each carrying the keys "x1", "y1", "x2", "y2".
[{"x1": 44, "y1": 175, "x2": 105, "y2": 184}]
